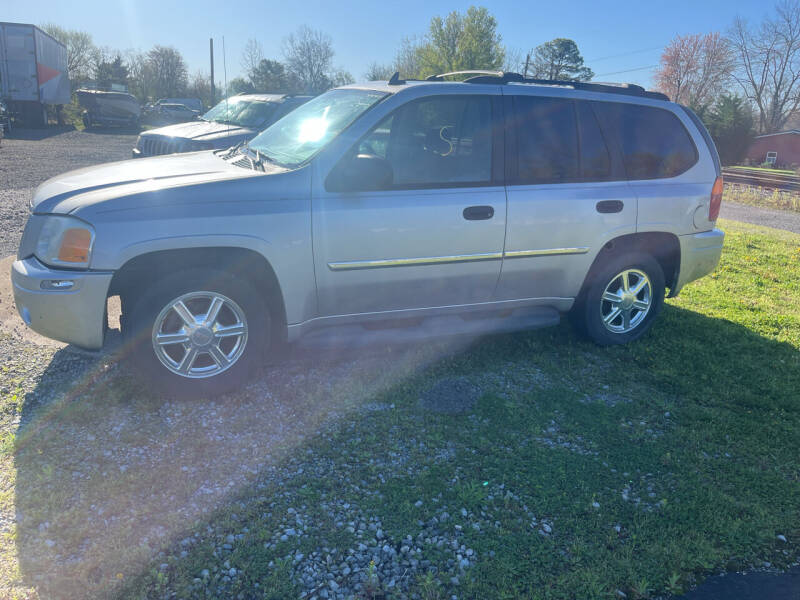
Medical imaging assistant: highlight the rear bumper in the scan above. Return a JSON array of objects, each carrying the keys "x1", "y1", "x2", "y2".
[
  {"x1": 11, "y1": 257, "x2": 113, "y2": 350},
  {"x1": 671, "y1": 228, "x2": 725, "y2": 296}
]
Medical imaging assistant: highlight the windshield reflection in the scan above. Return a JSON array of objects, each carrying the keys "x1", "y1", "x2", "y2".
[
  {"x1": 202, "y1": 98, "x2": 278, "y2": 128},
  {"x1": 248, "y1": 89, "x2": 387, "y2": 168}
]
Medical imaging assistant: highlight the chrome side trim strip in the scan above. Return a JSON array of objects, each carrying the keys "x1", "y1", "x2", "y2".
[
  {"x1": 328, "y1": 247, "x2": 589, "y2": 271},
  {"x1": 328, "y1": 252, "x2": 503, "y2": 271},
  {"x1": 503, "y1": 247, "x2": 589, "y2": 258}
]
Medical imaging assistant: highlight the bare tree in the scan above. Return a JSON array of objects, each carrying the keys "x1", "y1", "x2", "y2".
[
  {"x1": 331, "y1": 68, "x2": 355, "y2": 86},
  {"x1": 364, "y1": 62, "x2": 395, "y2": 80},
  {"x1": 654, "y1": 33, "x2": 734, "y2": 107},
  {"x1": 146, "y1": 46, "x2": 188, "y2": 98},
  {"x1": 729, "y1": 1, "x2": 800, "y2": 133},
  {"x1": 283, "y1": 26, "x2": 334, "y2": 94},
  {"x1": 241, "y1": 38, "x2": 264, "y2": 79},
  {"x1": 394, "y1": 36, "x2": 422, "y2": 79},
  {"x1": 502, "y1": 47, "x2": 525, "y2": 74},
  {"x1": 124, "y1": 50, "x2": 150, "y2": 100},
  {"x1": 188, "y1": 70, "x2": 214, "y2": 109},
  {"x1": 40, "y1": 23, "x2": 95, "y2": 85}
]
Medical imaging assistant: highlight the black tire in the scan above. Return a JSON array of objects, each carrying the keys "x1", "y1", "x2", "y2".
[
  {"x1": 123, "y1": 269, "x2": 269, "y2": 399},
  {"x1": 573, "y1": 251, "x2": 665, "y2": 346}
]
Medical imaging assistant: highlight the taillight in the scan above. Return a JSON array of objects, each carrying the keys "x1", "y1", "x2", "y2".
[{"x1": 709, "y1": 176, "x2": 723, "y2": 221}]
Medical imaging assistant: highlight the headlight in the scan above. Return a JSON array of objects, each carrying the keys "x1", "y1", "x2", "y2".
[
  {"x1": 35, "y1": 215, "x2": 95, "y2": 269},
  {"x1": 135, "y1": 135, "x2": 143, "y2": 150}
]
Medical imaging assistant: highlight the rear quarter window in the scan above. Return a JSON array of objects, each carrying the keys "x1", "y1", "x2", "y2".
[{"x1": 592, "y1": 102, "x2": 697, "y2": 180}]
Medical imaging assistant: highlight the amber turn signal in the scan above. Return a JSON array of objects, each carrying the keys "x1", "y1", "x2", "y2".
[
  {"x1": 57, "y1": 228, "x2": 92, "y2": 263},
  {"x1": 709, "y1": 176, "x2": 723, "y2": 221}
]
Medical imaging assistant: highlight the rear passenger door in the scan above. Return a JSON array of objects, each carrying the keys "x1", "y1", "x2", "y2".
[
  {"x1": 590, "y1": 102, "x2": 705, "y2": 236},
  {"x1": 496, "y1": 93, "x2": 637, "y2": 302}
]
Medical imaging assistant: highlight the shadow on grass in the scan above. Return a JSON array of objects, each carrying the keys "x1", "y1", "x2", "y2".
[{"x1": 11, "y1": 304, "x2": 800, "y2": 599}]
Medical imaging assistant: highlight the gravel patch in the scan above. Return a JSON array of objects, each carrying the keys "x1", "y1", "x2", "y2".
[
  {"x1": 720, "y1": 201, "x2": 800, "y2": 235},
  {"x1": 418, "y1": 376, "x2": 479, "y2": 414},
  {"x1": 0, "y1": 128, "x2": 135, "y2": 257}
]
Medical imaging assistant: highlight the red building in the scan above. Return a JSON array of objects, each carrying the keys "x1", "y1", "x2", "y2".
[{"x1": 745, "y1": 130, "x2": 800, "y2": 168}]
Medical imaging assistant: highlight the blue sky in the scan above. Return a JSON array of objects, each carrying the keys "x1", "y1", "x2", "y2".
[{"x1": 6, "y1": 0, "x2": 768, "y2": 89}]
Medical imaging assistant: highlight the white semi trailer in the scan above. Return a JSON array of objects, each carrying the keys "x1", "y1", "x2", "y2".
[{"x1": 0, "y1": 22, "x2": 70, "y2": 126}]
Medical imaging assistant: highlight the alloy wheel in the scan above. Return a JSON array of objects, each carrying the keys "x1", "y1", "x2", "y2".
[
  {"x1": 151, "y1": 291, "x2": 248, "y2": 378},
  {"x1": 599, "y1": 269, "x2": 653, "y2": 334}
]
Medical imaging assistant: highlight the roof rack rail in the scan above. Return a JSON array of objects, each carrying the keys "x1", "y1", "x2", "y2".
[
  {"x1": 426, "y1": 70, "x2": 503, "y2": 81},
  {"x1": 424, "y1": 70, "x2": 669, "y2": 101}
]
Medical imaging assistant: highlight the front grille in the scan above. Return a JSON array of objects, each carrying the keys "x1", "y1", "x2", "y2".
[{"x1": 140, "y1": 135, "x2": 185, "y2": 157}]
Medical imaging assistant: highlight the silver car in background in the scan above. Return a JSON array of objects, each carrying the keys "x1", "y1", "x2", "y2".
[
  {"x1": 132, "y1": 93, "x2": 312, "y2": 158},
  {"x1": 13, "y1": 71, "x2": 724, "y2": 398}
]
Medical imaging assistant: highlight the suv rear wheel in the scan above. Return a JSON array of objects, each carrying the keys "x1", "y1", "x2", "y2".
[
  {"x1": 123, "y1": 269, "x2": 269, "y2": 398},
  {"x1": 574, "y1": 252, "x2": 665, "y2": 346}
]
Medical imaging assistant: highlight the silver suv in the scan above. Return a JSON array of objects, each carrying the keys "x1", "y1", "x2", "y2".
[{"x1": 12, "y1": 71, "x2": 725, "y2": 397}]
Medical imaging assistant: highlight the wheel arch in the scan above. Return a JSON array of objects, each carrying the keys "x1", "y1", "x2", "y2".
[
  {"x1": 108, "y1": 246, "x2": 288, "y2": 346},
  {"x1": 578, "y1": 232, "x2": 681, "y2": 303}
]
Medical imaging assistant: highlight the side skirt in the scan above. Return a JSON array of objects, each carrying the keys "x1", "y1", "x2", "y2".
[{"x1": 288, "y1": 298, "x2": 572, "y2": 349}]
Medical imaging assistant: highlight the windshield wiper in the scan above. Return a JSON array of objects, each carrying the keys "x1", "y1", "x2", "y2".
[
  {"x1": 218, "y1": 140, "x2": 245, "y2": 159},
  {"x1": 240, "y1": 145, "x2": 266, "y2": 171},
  {"x1": 251, "y1": 147, "x2": 275, "y2": 167}
]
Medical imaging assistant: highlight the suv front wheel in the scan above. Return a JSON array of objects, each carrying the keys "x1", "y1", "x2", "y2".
[
  {"x1": 574, "y1": 252, "x2": 665, "y2": 346},
  {"x1": 123, "y1": 269, "x2": 269, "y2": 398}
]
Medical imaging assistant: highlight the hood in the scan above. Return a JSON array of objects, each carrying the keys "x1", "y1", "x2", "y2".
[
  {"x1": 31, "y1": 151, "x2": 279, "y2": 215},
  {"x1": 141, "y1": 120, "x2": 258, "y2": 143}
]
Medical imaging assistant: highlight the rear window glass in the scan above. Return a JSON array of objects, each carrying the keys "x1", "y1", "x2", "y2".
[{"x1": 593, "y1": 102, "x2": 697, "y2": 179}]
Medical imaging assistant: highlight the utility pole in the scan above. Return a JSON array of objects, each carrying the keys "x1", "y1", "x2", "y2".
[
  {"x1": 523, "y1": 52, "x2": 530, "y2": 78},
  {"x1": 210, "y1": 38, "x2": 215, "y2": 103}
]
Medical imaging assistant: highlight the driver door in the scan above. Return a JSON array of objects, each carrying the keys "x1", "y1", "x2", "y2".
[{"x1": 312, "y1": 92, "x2": 506, "y2": 316}]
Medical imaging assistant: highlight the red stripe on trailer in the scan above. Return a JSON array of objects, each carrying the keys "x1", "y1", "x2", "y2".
[{"x1": 37, "y1": 62, "x2": 60, "y2": 85}]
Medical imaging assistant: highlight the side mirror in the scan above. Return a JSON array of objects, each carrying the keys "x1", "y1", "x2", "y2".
[{"x1": 328, "y1": 154, "x2": 393, "y2": 192}]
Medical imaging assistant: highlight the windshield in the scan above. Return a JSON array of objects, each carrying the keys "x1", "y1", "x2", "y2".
[
  {"x1": 248, "y1": 89, "x2": 387, "y2": 167},
  {"x1": 202, "y1": 98, "x2": 279, "y2": 128}
]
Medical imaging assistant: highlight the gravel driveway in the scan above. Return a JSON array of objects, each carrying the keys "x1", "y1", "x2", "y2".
[
  {"x1": 0, "y1": 128, "x2": 135, "y2": 257},
  {"x1": 720, "y1": 201, "x2": 800, "y2": 235}
]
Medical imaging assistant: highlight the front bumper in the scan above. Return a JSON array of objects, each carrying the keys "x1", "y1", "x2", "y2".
[
  {"x1": 671, "y1": 228, "x2": 725, "y2": 296},
  {"x1": 11, "y1": 257, "x2": 113, "y2": 350}
]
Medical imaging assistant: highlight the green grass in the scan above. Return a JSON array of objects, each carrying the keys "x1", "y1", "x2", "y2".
[
  {"x1": 727, "y1": 165, "x2": 797, "y2": 175},
  {"x1": 724, "y1": 186, "x2": 800, "y2": 213},
  {"x1": 3, "y1": 219, "x2": 799, "y2": 599}
]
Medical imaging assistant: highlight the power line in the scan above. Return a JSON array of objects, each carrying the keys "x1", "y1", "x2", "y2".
[{"x1": 595, "y1": 64, "x2": 659, "y2": 77}]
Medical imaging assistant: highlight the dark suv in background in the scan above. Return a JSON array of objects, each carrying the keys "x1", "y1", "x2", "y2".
[{"x1": 132, "y1": 93, "x2": 312, "y2": 158}]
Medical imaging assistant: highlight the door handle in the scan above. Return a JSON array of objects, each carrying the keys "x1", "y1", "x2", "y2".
[
  {"x1": 596, "y1": 200, "x2": 624, "y2": 214},
  {"x1": 463, "y1": 205, "x2": 495, "y2": 220}
]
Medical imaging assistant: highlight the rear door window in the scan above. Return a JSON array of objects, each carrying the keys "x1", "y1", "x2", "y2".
[
  {"x1": 592, "y1": 102, "x2": 697, "y2": 179},
  {"x1": 576, "y1": 101, "x2": 612, "y2": 180},
  {"x1": 511, "y1": 96, "x2": 579, "y2": 184}
]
